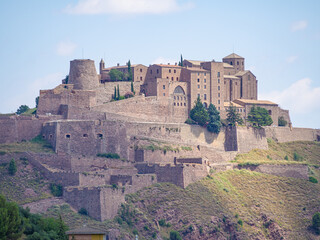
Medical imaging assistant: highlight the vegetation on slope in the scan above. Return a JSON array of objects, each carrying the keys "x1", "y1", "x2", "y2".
[{"x1": 0, "y1": 135, "x2": 54, "y2": 154}]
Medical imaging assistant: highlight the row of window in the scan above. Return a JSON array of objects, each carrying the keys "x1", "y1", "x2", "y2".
[
  {"x1": 174, "y1": 102, "x2": 187, "y2": 107},
  {"x1": 64, "y1": 133, "x2": 104, "y2": 139},
  {"x1": 174, "y1": 96, "x2": 186, "y2": 100}
]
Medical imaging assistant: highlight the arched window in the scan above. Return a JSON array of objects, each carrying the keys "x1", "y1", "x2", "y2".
[
  {"x1": 268, "y1": 110, "x2": 272, "y2": 115},
  {"x1": 203, "y1": 102, "x2": 207, "y2": 108},
  {"x1": 173, "y1": 86, "x2": 185, "y2": 95}
]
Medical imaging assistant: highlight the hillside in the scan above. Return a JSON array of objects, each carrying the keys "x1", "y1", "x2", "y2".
[{"x1": 0, "y1": 140, "x2": 319, "y2": 239}]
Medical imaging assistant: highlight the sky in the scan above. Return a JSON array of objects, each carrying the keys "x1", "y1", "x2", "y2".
[{"x1": 0, "y1": 0, "x2": 319, "y2": 128}]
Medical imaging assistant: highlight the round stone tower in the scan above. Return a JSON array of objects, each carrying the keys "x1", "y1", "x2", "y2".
[{"x1": 68, "y1": 59, "x2": 99, "y2": 90}]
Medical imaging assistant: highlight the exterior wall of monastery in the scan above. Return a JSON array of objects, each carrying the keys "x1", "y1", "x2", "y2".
[{"x1": 265, "y1": 126, "x2": 320, "y2": 142}]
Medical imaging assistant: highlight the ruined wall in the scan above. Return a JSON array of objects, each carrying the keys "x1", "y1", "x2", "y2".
[
  {"x1": 182, "y1": 164, "x2": 208, "y2": 187},
  {"x1": 0, "y1": 115, "x2": 51, "y2": 144},
  {"x1": 238, "y1": 164, "x2": 308, "y2": 180},
  {"x1": 236, "y1": 126, "x2": 268, "y2": 153},
  {"x1": 265, "y1": 127, "x2": 320, "y2": 143}
]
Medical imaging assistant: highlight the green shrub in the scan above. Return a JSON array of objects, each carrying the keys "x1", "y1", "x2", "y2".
[
  {"x1": 185, "y1": 118, "x2": 196, "y2": 125},
  {"x1": 293, "y1": 152, "x2": 303, "y2": 161},
  {"x1": 78, "y1": 208, "x2": 88, "y2": 215},
  {"x1": 8, "y1": 158, "x2": 17, "y2": 175},
  {"x1": 152, "y1": 232, "x2": 157, "y2": 239},
  {"x1": 312, "y1": 212, "x2": 320, "y2": 234},
  {"x1": 97, "y1": 153, "x2": 120, "y2": 159},
  {"x1": 50, "y1": 183, "x2": 63, "y2": 197},
  {"x1": 278, "y1": 116, "x2": 287, "y2": 126},
  {"x1": 199, "y1": 226, "x2": 203, "y2": 235},
  {"x1": 132, "y1": 229, "x2": 138, "y2": 235},
  {"x1": 158, "y1": 219, "x2": 166, "y2": 226},
  {"x1": 267, "y1": 155, "x2": 272, "y2": 160},
  {"x1": 112, "y1": 184, "x2": 118, "y2": 190},
  {"x1": 170, "y1": 230, "x2": 182, "y2": 240},
  {"x1": 284, "y1": 155, "x2": 288, "y2": 160},
  {"x1": 143, "y1": 225, "x2": 149, "y2": 231},
  {"x1": 309, "y1": 176, "x2": 318, "y2": 183},
  {"x1": 237, "y1": 219, "x2": 243, "y2": 226}
]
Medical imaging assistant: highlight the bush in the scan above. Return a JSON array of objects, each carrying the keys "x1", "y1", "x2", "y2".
[
  {"x1": 78, "y1": 208, "x2": 88, "y2": 215},
  {"x1": 237, "y1": 219, "x2": 243, "y2": 226},
  {"x1": 16, "y1": 105, "x2": 30, "y2": 114},
  {"x1": 312, "y1": 212, "x2": 320, "y2": 234},
  {"x1": 124, "y1": 92, "x2": 134, "y2": 99},
  {"x1": 309, "y1": 176, "x2": 318, "y2": 183},
  {"x1": 170, "y1": 230, "x2": 182, "y2": 240},
  {"x1": 284, "y1": 155, "x2": 288, "y2": 160},
  {"x1": 293, "y1": 152, "x2": 303, "y2": 161},
  {"x1": 50, "y1": 183, "x2": 63, "y2": 197},
  {"x1": 158, "y1": 219, "x2": 166, "y2": 226},
  {"x1": 278, "y1": 116, "x2": 287, "y2": 126},
  {"x1": 97, "y1": 153, "x2": 120, "y2": 159},
  {"x1": 8, "y1": 158, "x2": 17, "y2": 175},
  {"x1": 185, "y1": 118, "x2": 196, "y2": 125}
]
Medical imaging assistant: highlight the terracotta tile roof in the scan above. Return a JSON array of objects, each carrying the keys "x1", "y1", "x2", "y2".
[
  {"x1": 223, "y1": 62, "x2": 234, "y2": 68},
  {"x1": 233, "y1": 99, "x2": 277, "y2": 106},
  {"x1": 223, "y1": 53, "x2": 244, "y2": 59},
  {"x1": 66, "y1": 227, "x2": 107, "y2": 235},
  {"x1": 224, "y1": 102, "x2": 243, "y2": 108},
  {"x1": 153, "y1": 64, "x2": 181, "y2": 68},
  {"x1": 224, "y1": 75, "x2": 240, "y2": 79}
]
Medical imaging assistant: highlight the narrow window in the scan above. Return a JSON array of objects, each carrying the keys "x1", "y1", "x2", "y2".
[
  {"x1": 157, "y1": 69, "x2": 159, "y2": 74},
  {"x1": 174, "y1": 96, "x2": 176, "y2": 100},
  {"x1": 150, "y1": 70, "x2": 153, "y2": 74},
  {"x1": 65, "y1": 134, "x2": 70, "y2": 139},
  {"x1": 140, "y1": 76, "x2": 142, "y2": 80},
  {"x1": 184, "y1": 103, "x2": 186, "y2": 106},
  {"x1": 169, "y1": 69, "x2": 171, "y2": 73},
  {"x1": 218, "y1": 93, "x2": 220, "y2": 97},
  {"x1": 97, "y1": 134, "x2": 103, "y2": 139},
  {"x1": 198, "y1": 85, "x2": 200, "y2": 89},
  {"x1": 218, "y1": 79, "x2": 220, "y2": 83},
  {"x1": 237, "y1": 61, "x2": 239, "y2": 65},
  {"x1": 218, "y1": 100, "x2": 220, "y2": 104},
  {"x1": 171, "y1": 77, "x2": 174, "y2": 80},
  {"x1": 83, "y1": 134, "x2": 88, "y2": 138},
  {"x1": 174, "y1": 69, "x2": 176, "y2": 73},
  {"x1": 177, "y1": 103, "x2": 179, "y2": 106},
  {"x1": 140, "y1": 69, "x2": 142, "y2": 72},
  {"x1": 204, "y1": 85, "x2": 206, "y2": 89},
  {"x1": 218, "y1": 107, "x2": 220, "y2": 110},
  {"x1": 197, "y1": 73, "x2": 199, "y2": 76},
  {"x1": 49, "y1": 134, "x2": 53, "y2": 139},
  {"x1": 198, "y1": 94, "x2": 200, "y2": 98},
  {"x1": 176, "y1": 77, "x2": 178, "y2": 81},
  {"x1": 174, "y1": 102, "x2": 176, "y2": 106},
  {"x1": 217, "y1": 72, "x2": 220, "y2": 77},
  {"x1": 230, "y1": 61, "x2": 233, "y2": 65},
  {"x1": 204, "y1": 79, "x2": 206, "y2": 83},
  {"x1": 163, "y1": 93, "x2": 165, "y2": 96},
  {"x1": 197, "y1": 78, "x2": 200, "y2": 82},
  {"x1": 204, "y1": 73, "x2": 206, "y2": 76},
  {"x1": 218, "y1": 86, "x2": 220, "y2": 91},
  {"x1": 204, "y1": 94, "x2": 207, "y2": 100},
  {"x1": 163, "y1": 85, "x2": 165, "y2": 89},
  {"x1": 268, "y1": 110, "x2": 272, "y2": 115}
]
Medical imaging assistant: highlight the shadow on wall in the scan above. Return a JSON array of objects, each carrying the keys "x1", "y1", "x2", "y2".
[
  {"x1": 224, "y1": 126, "x2": 238, "y2": 151},
  {"x1": 253, "y1": 127, "x2": 266, "y2": 139},
  {"x1": 189, "y1": 125, "x2": 218, "y2": 144}
]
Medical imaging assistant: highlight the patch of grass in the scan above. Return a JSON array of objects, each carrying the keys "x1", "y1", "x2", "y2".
[
  {"x1": 309, "y1": 176, "x2": 318, "y2": 183},
  {"x1": 181, "y1": 146, "x2": 192, "y2": 151},
  {"x1": 97, "y1": 153, "x2": 120, "y2": 159}
]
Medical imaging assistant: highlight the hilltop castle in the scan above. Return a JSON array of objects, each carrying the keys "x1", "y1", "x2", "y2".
[{"x1": 1, "y1": 53, "x2": 318, "y2": 222}]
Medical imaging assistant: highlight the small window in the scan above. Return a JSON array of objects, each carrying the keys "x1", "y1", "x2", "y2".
[
  {"x1": 237, "y1": 109, "x2": 239, "y2": 112},
  {"x1": 198, "y1": 94, "x2": 200, "y2": 98},
  {"x1": 197, "y1": 73, "x2": 199, "y2": 76},
  {"x1": 66, "y1": 134, "x2": 70, "y2": 139},
  {"x1": 248, "y1": 75, "x2": 251, "y2": 80},
  {"x1": 171, "y1": 77, "x2": 174, "y2": 80},
  {"x1": 224, "y1": 81, "x2": 226, "y2": 84},
  {"x1": 83, "y1": 134, "x2": 88, "y2": 137},
  {"x1": 184, "y1": 103, "x2": 186, "y2": 106},
  {"x1": 177, "y1": 103, "x2": 179, "y2": 106},
  {"x1": 268, "y1": 110, "x2": 272, "y2": 115},
  {"x1": 157, "y1": 69, "x2": 159, "y2": 74},
  {"x1": 230, "y1": 61, "x2": 233, "y2": 65},
  {"x1": 240, "y1": 109, "x2": 242, "y2": 112},
  {"x1": 204, "y1": 94, "x2": 207, "y2": 100},
  {"x1": 218, "y1": 86, "x2": 220, "y2": 91},
  {"x1": 218, "y1": 79, "x2": 220, "y2": 83},
  {"x1": 166, "y1": 77, "x2": 169, "y2": 79},
  {"x1": 140, "y1": 69, "x2": 142, "y2": 72},
  {"x1": 177, "y1": 96, "x2": 179, "y2": 100},
  {"x1": 218, "y1": 107, "x2": 220, "y2": 110},
  {"x1": 174, "y1": 69, "x2": 176, "y2": 73},
  {"x1": 140, "y1": 76, "x2": 142, "y2": 80},
  {"x1": 169, "y1": 69, "x2": 171, "y2": 73},
  {"x1": 49, "y1": 134, "x2": 53, "y2": 139},
  {"x1": 97, "y1": 134, "x2": 103, "y2": 139},
  {"x1": 236, "y1": 82, "x2": 238, "y2": 85},
  {"x1": 163, "y1": 85, "x2": 165, "y2": 89},
  {"x1": 204, "y1": 85, "x2": 206, "y2": 89},
  {"x1": 204, "y1": 73, "x2": 206, "y2": 76},
  {"x1": 204, "y1": 79, "x2": 206, "y2": 83},
  {"x1": 150, "y1": 70, "x2": 153, "y2": 74},
  {"x1": 217, "y1": 72, "x2": 220, "y2": 77},
  {"x1": 176, "y1": 77, "x2": 178, "y2": 81},
  {"x1": 218, "y1": 93, "x2": 220, "y2": 97},
  {"x1": 163, "y1": 93, "x2": 165, "y2": 96},
  {"x1": 197, "y1": 78, "x2": 200, "y2": 82},
  {"x1": 184, "y1": 96, "x2": 186, "y2": 100},
  {"x1": 218, "y1": 100, "x2": 220, "y2": 104},
  {"x1": 174, "y1": 96, "x2": 176, "y2": 100},
  {"x1": 174, "y1": 102, "x2": 176, "y2": 106},
  {"x1": 237, "y1": 61, "x2": 239, "y2": 65},
  {"x1": 198, "y1": 85, "x2": 200, "y2": 89},
  {"x1": 42, "y1": 135, "x2": 46, "y2": 139}
]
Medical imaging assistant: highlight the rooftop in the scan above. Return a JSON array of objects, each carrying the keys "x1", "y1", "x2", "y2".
[
  {"x1": 224, "y1": 75, "x2": 240, "y2": 79},
  {"x1": 185, "y1": 60, "x2": 205, "y2": 65},
  {"x1": 223, "y1": 62, "x2": 234, "y2": 68},
  {"x1": 234, "y1": 99, "x2": 277, "y2": 106},
  {"x1": 223, "y1": 53, "x2": 244, "y2": 59}
]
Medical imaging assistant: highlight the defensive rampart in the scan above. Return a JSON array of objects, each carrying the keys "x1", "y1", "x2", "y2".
[{"x1": 265, "y1": 126, "x2": 320, "y2": 142}]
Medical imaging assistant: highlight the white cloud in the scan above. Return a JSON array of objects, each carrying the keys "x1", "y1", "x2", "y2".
[
  {"x1": 5, "y1": 73, "x2": 63, "y2": 112},
  {"x1": 56, "y1": 41, "x2": 77, "y2": 56},
  {"x1": 152, "y1": 57, "x2": 177, "y2": 65},
  {"x1": 260, "y1": 78, "x2": 320, "y2": 115},
  {"x1": 291, "y1": 20, "x2": 307, "y2": 32},
  {"x1": 64, "y1": 0, "x2": 194, "y2": 15},
  {"x1": 286, "y1": 56, "x2": 298, "y2": 63}
]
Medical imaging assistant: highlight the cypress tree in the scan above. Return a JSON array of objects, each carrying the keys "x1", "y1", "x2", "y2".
[
  {"x1": 117, "y1": 85, "x2": 120, "y2": 100},
  {"x1": 113, "y1": 87, "x2": 117, "y2": 100},
  {"x1": 8, "y1": 159, "x2": 17, "y2": 176},
  {"x1": 127, "y1": 60, "x2": 132, "y2": 81},
  {"x1": 180, "y1": 54, "x2": 183, "y2": 66}
]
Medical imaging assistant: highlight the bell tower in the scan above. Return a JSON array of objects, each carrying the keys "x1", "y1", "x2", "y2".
[{"x1": 223, "y1": 53, "x2": 245, "y2": 72}]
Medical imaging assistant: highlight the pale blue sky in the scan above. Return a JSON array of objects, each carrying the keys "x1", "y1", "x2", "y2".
[{"x1": 0, "y1": 0, "x2": 319, "y2": 128}]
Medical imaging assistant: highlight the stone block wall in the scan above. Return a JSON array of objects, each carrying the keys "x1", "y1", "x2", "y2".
[
  {"x1": 236, "y1": 126, "x2": 268, "y2": 153},
  {"x1": 265, "y1": 127, "x2": 320, "y2": 143}
]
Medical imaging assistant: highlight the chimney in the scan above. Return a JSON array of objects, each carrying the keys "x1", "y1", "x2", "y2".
[{"x1": 117, "y1": 63, "x2": 120, "y2": 66}]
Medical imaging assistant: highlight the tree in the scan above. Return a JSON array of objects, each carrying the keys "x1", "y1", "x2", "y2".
[
  {"x1": 16, "y1": 105, "x2": 30, "y2": 114},
  {"x1": 8, "y1": 159, "x2": 17, "y2": 176},
  {"x1": 127, "y1": 60, "x2": 133, "y2": 81},
  {"x1": 179, "y1": 54, "x2": 183, "y2": 67},
  {"x1": 0, "y1": 195, "x2": 22, "y2": 240},
  {"x1": 131, "y1": 81, "x2": 135, "y2": 94},
  {"x1": 207, "y1": 104, "x2": 222, "y2": 134},
  {"x1": 113, "y1": 86, "x2": 117, "y2": 100},
  {"x1": 313, "y1": 212, "x2": 320, "y2": 234},
  {"x1": 247, "y1": 106, "x2": 273, "y2": 128},
  {"x1": 117, "y1": 85, "x2": 120, "y2": 100},
  {"x1": 226, "y1": 104, "x2": 243, "y2": 126},
  {"x1": 35, "y1": 97, "x2": 39, "y2": 109},
  {"x1": 64, "y1": 75, "x2": 69, "y2": 84},
  {"x1": 278, "y1": 116, "x2": 287, "y2": 127},
  {"x1": 57, "y1": 214, "x2": 68, "y2": 240},
  {"x1": 189, "y1": 97, "x2": 209, "y2": 126},
  {"x1": 109, "y1": 69, "x2": 124, "y2": 81}
]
